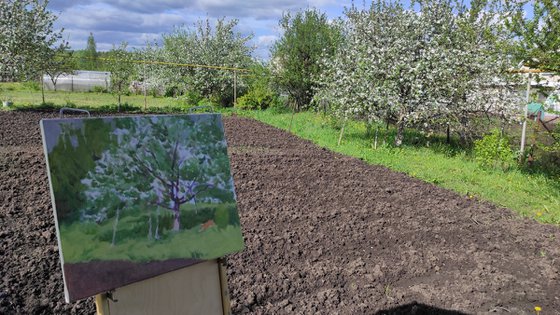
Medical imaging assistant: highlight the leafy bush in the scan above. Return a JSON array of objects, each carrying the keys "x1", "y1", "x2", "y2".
[
  {"x1": 474, "y1": 129, "x2": 515, "y2": 170},
  {"x1": 91, "y1": 86, "x2": 107, "y2": 93},
  {"x1": 529, "y1": 123, "x2": 560, "y2": 177},
  {"x1": 23, "y1": 80, "x2": 41, "y2": 91},
  {"x1": 235, "y1": 88, "x2": 280, "y2": 110},
  {"x1": 196, "y1": 97, "x2": 219, "y2": 110},
  {"x1": 268, "y1": 97, "x2": 290, "y2": 114},
  {"x1": 180, "y1": 90, "x2": 203, "y2": 107},
  {"x1": 235, "y1": 63, "x2": 280, "y2": 110},
  {"x1": 164, "y1": 86, "x2": 181, "y2": 98}
]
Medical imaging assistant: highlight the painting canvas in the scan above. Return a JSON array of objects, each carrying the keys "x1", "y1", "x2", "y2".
[{"x1": 40, "y1": 114, "x2": 244, "y2": 302}]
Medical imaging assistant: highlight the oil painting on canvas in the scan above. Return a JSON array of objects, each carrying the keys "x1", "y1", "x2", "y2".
[{"x1": 40, "y1": 114, "x2": 243, "y2": 302}]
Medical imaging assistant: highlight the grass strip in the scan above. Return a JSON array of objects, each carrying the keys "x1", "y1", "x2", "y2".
[{"x1": 241, "y1": 109, "x2": 560, "y2": 225}]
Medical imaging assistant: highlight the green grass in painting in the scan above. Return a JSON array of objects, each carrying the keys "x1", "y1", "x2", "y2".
[
  {"x1": 58, "y1": 202, "x2": 243, "y2": 263},
  {"x1": 240, "y1": 110, "x2": 560, "y2": 225},
  {"x1": 60, "y1": 222, "x2": 243, "y2": 263}
]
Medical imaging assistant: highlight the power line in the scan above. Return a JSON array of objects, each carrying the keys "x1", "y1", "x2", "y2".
[{"x1": 77, "y1": 56, "x2": 250, "y2": 72}]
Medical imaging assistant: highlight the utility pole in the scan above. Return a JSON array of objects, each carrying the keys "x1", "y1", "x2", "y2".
[
  {"x1": 143, "y1": 62, "x2": 147, "y2": 111},
  {"x1": 519, "y1": 73, "x2": 531, "y2": 162},
  {"x1": 233, "y1": 70, "x2": 237, "y2": 106}
]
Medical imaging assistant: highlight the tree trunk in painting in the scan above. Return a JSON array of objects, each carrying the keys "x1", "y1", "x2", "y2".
[
  {"x1": 111, "y1": 208, "x2": 121, "y2": 246},
  {"x1": 172, "y1": 200, "x2": 181, "y2": 231}
]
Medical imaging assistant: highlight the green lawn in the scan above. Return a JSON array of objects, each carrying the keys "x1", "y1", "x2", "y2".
[
  {"x1": 0, "y1": 82, "x2": 189, "y2": 111},
  {"x1": 240, "y1": 110, "x2": 560, "y2": 225}
]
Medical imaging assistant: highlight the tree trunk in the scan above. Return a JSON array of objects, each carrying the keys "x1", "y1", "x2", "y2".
[
  {"x1": 338, "y1": 119, "x2": 347, "y2": 146},
  {"x1": 394, "y1": 120, "x2": 405, "y2": 147},
  {"x1": 155, "y1": 207, "x2": 160, "y2": 240},
  {"x1": 289, "y1": 109, "x2": 295, "y2": 131},
  {"x1": 373, "y1": 126, "x2": 379, "y2": 150},
  {"x1": 111, "y1": 208, "x2": 121, "y2": 246},
  {"x1": 118, "y1": 93, "x2": 121, "y2": 112},
  {"x1": 147, "y1": 216, "x2": 152, "y2": 241},
  {"x1": 41, "y1": 76, "x2": 45, "y2": 104},
  {"x1": 172, "y1": 201, "x2": 181, "y2": 231}
]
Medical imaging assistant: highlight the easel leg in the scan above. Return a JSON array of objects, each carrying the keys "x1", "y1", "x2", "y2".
[
  {"x1": 95, "y1": 293, "x2": 108, "y2": 315},
  {"x1": 218, "y1": 258, "x2": 231, "y2": 315}
]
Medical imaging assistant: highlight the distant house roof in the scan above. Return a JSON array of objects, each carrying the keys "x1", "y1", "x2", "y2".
[{"x1": 518, "y1": 66, "x2": 560, "y2": 89}]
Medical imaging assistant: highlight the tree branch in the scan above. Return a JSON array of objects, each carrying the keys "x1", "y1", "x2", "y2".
[{"x1": 131, "y1": 153, "x2": 173, "y2": 189}]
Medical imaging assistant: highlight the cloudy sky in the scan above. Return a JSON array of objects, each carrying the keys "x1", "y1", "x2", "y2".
[{"x1": 47, "y1": 0, "x2": 354, "y2": 60}]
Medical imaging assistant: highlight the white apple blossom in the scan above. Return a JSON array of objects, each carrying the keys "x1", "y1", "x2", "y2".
[{"x1": 315, "y1": 0, "x2": 523, "y2": 145}]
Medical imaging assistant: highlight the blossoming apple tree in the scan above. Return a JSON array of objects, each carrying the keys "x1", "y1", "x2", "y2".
[{"x1": 315, "y1": 0, "x2": 522, "y2": 145}]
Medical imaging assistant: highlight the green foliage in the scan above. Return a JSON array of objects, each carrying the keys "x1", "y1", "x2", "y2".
[
  {"x1": 235, "y1": 64, "x2": 280, "y2": 110},
  {"x1": 72, "y1": 33, "x2": 99, "y2": 71},
  {"x1": 60, "y1": 203, "x2": 241, "y2": 259},
  {"x1": 180, "y1": 90, "x2": 204, "y2": 106},
  {"x1": 0, "y1": 0, "x2": 66, "y2": 80},
  {"x1": 474, "y1": 129, "x2": 516, "y2": 170},
  {"x1": 41, "y1": 46, "x2": 75, "y2": 97},
  {"x1": 22, "y1": 80, "x2": 40, "y2": 91},
  {"x1": 197, "y1": 97, "x2": 219, "y2": 109},
  {"x1": 161, "y1": 17, "x2": 253, "y2": 106},
  {"x1": 506, "y1": 0, "x2": 560, "y2": 72},
  {"x1": 235, "y1": 90, "x2": 279, "y2": 110},
  {"x1": 106, "y1": 42, "x2": 135, "y2": 110},
  {"x1": 84, "y1": 33, "x2": 98, "y2": 70},
  {"x1": 529, "y1": 123, "x2": 560, "y2": 177},
  {"x1": 91, "y1": 86, "x2": 107, "y2": 93},
  {"x1": 272, "y1": 8, "x2": 342, "y2": 110}
]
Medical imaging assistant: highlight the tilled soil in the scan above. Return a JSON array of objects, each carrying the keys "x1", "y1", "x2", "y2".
[{"x1": 1, "y1": 111, "x2": 559, "y2": 314}]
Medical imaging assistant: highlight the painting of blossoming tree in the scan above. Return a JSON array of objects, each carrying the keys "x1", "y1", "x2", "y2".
[{"x1": 41, "y1": 114, "x2": 243, "y2": 302}]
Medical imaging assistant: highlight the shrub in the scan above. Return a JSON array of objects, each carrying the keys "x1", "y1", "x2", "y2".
[
  {"x1": 530, "y1": 123, "x2": 560, "y2": 177},
  {"x1": 474, "y1": 129, "x2": 515, "y2": 170},
  {"x1": 180, "y1": 90, "x2": 203, "y2": 107},
  {"x1": 269, "y1": 97, "x2": 290, "y2": 114},
  {"x1": 23, "y1": 80, "x2": 41, "y2": 91},
  {"x1": 235, "y1": 63, "x2": 280, "y2": 110},
  {"x1": 164, "y1": 86, "x2": 181, "y2": 98},
  {"x1": 196, "y1": 98, "x2": 219, "y2": 109},
  {"x1": 92, "y1": 86, "x2": 107, "y2": 93},
  {"x1": 235, "y1": 88, "x2": 280, "y2": 110}
]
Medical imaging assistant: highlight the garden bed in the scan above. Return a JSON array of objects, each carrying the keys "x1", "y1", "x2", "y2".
[{"x1": 0, "y1": 111, "x2": 559, "y2": 314}]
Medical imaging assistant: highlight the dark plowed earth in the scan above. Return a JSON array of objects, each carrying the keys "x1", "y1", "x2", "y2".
[{"x1": 1, "y1": 111, "x2": 559, "y2": 315}]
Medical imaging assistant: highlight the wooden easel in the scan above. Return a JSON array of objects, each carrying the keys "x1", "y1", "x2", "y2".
[{"x1": 95, "y1": 258, "x2": 231, "y2": 315}]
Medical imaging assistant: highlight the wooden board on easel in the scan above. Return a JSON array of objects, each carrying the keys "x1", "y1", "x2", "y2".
[{"x1": 95, "y1": 259, "x2": 231, "y2": 315}]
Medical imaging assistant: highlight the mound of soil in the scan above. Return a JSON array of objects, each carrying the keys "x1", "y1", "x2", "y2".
[{"x1": 1, "y1": 111, "x2": 559, "y2": 314}]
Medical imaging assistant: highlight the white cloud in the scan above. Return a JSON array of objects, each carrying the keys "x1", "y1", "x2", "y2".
[
  {"x1": 257, "y1": 35, "x2": 279, "y2": 46},
  {"x1": 49, "y1": 0, "x2": 349, "y2": 58}
]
